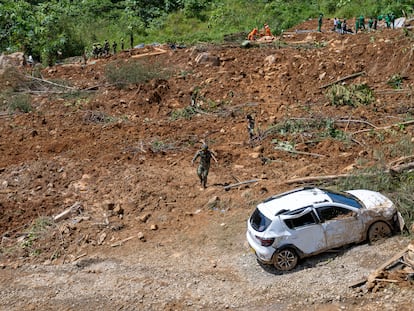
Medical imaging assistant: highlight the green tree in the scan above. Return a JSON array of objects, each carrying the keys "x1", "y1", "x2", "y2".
[
  {"x1": 0, "y1": 1, "x2": 36, "y2": 53},
  {"x1": 183, "y1": 0, "x2": 211, "y2": 20},
  {"x1": 33, "y1": 1, "x2": 83, "y2": 65}
]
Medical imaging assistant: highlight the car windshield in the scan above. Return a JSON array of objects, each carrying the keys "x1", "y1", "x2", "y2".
[
  {"x1": 250, "y1": 208, "x2": 272, "y2": 232},
  {"x1": 324, "y1": 189, "x2": 363, "y2": 209}
]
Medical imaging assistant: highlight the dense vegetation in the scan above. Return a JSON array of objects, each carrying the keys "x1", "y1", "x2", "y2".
[{"x1": 1, "y1": 0, "x2": 413, "y2": 63}]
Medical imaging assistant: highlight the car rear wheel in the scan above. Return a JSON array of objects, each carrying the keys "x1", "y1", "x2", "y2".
[
  {"x1": 273, "y1": 248, "x2": 298, "y2": 271},
  {"x1": 368, "y1": 221, "x2": 392, "y2": 243}
]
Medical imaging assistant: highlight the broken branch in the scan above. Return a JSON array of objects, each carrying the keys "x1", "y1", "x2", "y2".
[
  {"x1": 335, "y1": 118, "x2": 378, "y2": 129},
  {"x1": 319, "y1": 71, "x2": 366, "y2": 89},
  {"x1": 352, "y1": 120, "x2": 414, "y2": 135},
  {"x1": 110, "y1": 235, "x2": 136, "y2": 247},
  {"x1": 53, "y1": 202, "x2": 82, "y2": 222},
  {"x1": 388, "y1": 155, "x2": 414, "y2": 167},
  {"x1": 224, "y1": 179, "x2": 259, "y2": 191},
  {"x1": 285, "y1": 174, "x2": 354, "y2": 185},
  {"x1": 390, "y1": 161, "x2": 414, "y2": 174},
  {"x1": 274, "y1": 147, "x2": 325, "y2": 158},
  {"x1": 25, "y1": 75, "x2": 77, "y2": 90}
]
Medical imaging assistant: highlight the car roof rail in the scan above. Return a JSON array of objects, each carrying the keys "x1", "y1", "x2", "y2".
[{"x1": 262, "y1": 187, "x2": 308, "y2": 203}]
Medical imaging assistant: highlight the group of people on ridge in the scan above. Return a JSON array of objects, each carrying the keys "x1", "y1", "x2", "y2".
[
  {"x1": 92, "y1": 38, "x2": 125, "y2": 58},
  {"x1": 326, "y1": 12, "x2": 397, "y2": 34}
]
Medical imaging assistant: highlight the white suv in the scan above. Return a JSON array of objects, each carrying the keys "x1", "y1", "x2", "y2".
[{"x1": 246, "y1": 187, "x2": 404, "y2": 271}]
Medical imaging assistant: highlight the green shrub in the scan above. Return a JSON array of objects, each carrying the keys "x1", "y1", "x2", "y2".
[
  {"x1": 335, "y1": 169, "x2": 414, "y2": 230},
  {"x1": 170, "y1": 105, "x2": 198, "y2": 120},
  {"x1": 104, "y1": 59, "x2": 171, "y2": 88},
  {"x1": 9, "y1": 94, "x2": 32, "y2": 113},
  {"x1": 20, "y1": 217, "x2": 53, "y2": 250},
  {"x1": 326, "y1": 83, "x2": 374, "y2": 107},
  {"x1": 387, "y1": 74, "x2": 403, "y2": 89}
]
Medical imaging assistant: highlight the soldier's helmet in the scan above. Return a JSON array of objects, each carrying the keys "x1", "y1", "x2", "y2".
[{"x1": 202, "y1": 144, "x2": 208, "y2": 150}]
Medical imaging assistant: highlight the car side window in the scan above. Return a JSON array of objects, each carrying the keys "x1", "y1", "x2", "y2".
[
  {"x1": 316, "y1": 206, "x2": 353, "y2": 222},
  {"x1": 284, "y1": 211, "x2": 317, "y2": 229}
]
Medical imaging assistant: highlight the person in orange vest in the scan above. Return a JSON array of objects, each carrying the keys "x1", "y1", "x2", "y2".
[
  {"x1": 247, "y1": 28, "x2": 258, "y2": 41},
  {"x1": 264, "y1": 23, "x2": 273, "y2": 36}
]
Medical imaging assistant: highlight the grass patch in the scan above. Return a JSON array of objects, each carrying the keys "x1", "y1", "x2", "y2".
[
  {"x1": 335, "y1": 169, "x2": 414, "y2": 232},
  {"x1": 82, "y1": 110, "x2": 116, "y2": 124},
  {"x1": 20, "y1": 217, "x2": 54, "y2": 256},
  {"x1": 387, "y1": 74, "x2": 404, "y2": 89},
  {"x1": 104, "y1": 59, "x2": 172, "y2": 88},
  {"x1": 8, "y1": 94, "x2": 33, "y2": 113},
  {"x1": 261, "y1": 117, "x2": 350, "y2": 143},
  {"x1": 125, "y1": 137, "x2": 181, "y2": 155},
  {"x1": 170, "y1": 105, "x2": 198, "y2": 120},
  {"x1": 150, "y1": 139, "x2": 178, "y2": 153},
  {"x1": 326, "y1": 83, "x2": 374, "y2": 107},
  {"x1": 170, "y1": 97, "x2": 231, "y2": 120}
]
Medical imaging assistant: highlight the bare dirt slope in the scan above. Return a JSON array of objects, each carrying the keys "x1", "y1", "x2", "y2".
[{"x1": 1, "y1": 19, "x2": 414, "y2": 310}]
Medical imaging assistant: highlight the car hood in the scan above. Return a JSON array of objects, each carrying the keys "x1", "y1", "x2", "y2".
[{"x1": 346, "y1": 189, "x2": 393, "y2": 210}]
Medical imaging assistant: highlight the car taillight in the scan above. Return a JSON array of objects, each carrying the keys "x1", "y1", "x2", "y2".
[{"x1": 256, "y1": 236, "x2": 275, "y2": 246}]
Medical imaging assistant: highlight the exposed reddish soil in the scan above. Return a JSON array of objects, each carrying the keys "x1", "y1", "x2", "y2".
[{"x1": 0, "y1": 18, "x2": 413, "y2": 310}]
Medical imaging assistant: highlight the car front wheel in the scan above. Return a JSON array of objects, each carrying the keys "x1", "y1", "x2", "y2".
[
  {"x1": 367, "y1": 221, "x2": 392, "y2": 243},
  {"x1": 273, "y1": 248, "x2": 298, "y2": 271}
]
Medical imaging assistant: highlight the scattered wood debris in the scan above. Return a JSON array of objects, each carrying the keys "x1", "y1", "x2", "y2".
[
  {"x1": 351, "y1": 241, "x2": 414, "y2": 291},
  {"x1": 53, "y1": 202, "x2": 82, "y2": 222},
  {"x1": 110, "y1": 235, "x2": 140, "y2": 247}
]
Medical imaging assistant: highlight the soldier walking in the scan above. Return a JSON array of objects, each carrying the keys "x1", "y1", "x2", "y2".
[{"x1": 191, "y1": 144, "x2": 217, "y2": 189}]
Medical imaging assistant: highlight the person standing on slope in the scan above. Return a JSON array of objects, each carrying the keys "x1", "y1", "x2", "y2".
[{"x1": 191, "y1": 144, "x2": 217, "y2": 189}]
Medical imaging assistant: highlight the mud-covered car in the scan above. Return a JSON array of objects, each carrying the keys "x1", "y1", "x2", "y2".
[{"x1": 246, "y1": 187, "x2": 405, "y2": 271}]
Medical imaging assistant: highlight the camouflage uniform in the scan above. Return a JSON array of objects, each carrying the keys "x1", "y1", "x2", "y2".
[
  {"x1": 92, "y1": 44, "x2": 99, "y2": 58},
  {"x1": 192, "y1": 145, "x2": 215, "y2": 188},
  {"x1": 318, "y1": 14, "x2": 323, "y2": 32},
  {"x1": 96, "y1": 43, "x2": 103, "y2": 57},
  {"x1": 104, "y1": 40, "x2": 110, "y2": 56},
  {"x1": 247, "y1": 114, "x2": 255, "y2": 141}
]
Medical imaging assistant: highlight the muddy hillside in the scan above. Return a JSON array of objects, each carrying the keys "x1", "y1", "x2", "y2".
[{"x1": 0, "y1": 18, "x2": 413, "y2": 310}]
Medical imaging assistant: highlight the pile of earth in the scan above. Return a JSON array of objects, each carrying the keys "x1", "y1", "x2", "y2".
[{"x1": 0, "y1": 18, "x2": 413, "y2": 310}]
